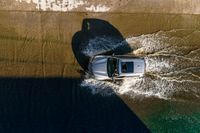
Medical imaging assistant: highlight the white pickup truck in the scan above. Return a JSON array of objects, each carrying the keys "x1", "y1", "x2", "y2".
[{"x1": 88, "y1": 55, "x2": 145, "y2": 81}]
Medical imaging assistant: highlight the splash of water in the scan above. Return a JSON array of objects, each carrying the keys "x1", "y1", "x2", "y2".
[
  {"x1": 81, "y1": 29, "x2": 200, "y2": 100},
  {"x1": 81, "y1": 78, "x2": 120, "y2": 96},
  {"x1": 82, "y1": 36, "x2": 127, "y2": 56}
]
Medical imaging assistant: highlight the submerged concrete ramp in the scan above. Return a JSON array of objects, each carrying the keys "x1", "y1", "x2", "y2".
[{"x1": 0, "y1": 0, "x2": 199, "y2": 77}]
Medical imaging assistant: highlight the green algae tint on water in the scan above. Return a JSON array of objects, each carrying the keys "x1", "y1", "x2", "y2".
[
  {"x1": 144, "y1": 100, "x2": 200, "y2": 133},
  {"x1": 118, "y1": 97, "x2": 200, "y2": 133}
]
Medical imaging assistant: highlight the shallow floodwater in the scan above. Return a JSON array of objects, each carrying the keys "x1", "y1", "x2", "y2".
[
  {"x1": 82, "y1": 29, "x2": 200, "y2": 132},
  {"x1": 0, "y1": 11, "x2": 200, "y2": 132}
]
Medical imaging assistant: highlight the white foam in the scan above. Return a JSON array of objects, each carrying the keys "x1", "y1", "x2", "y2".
[
  {"x1": 81, "y1": 78, "x2": 119, "y2": 96},
  {"x1": 82, "y1": 36, "x2": 125, "y2": 56},
  {"x1": 16, "y1": 0, "x2": 110, "y2": 12},
  {"x1": 85, "y1": 4, "x2": 110, "y2": 12},
  {"x1": 81, "y1": 76, "x2": 173, "y2": 99},
  {"x1": 16, "y1": 0, "x2": 88, "y2": 11}
]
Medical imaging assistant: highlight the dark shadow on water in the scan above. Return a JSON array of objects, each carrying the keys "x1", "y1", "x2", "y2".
[
  {"x1": 0, "y1": 78, "x2": 150, "y2": 133},
  {"x1": 72, "y1": 18, "x2": 132, "y2": 70}
]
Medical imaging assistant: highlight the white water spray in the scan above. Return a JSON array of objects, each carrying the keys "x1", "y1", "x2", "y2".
[{"x1": 81, "y1": 29, "x2": 200, "y2": 100}]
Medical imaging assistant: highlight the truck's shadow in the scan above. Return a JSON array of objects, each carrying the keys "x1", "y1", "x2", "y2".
[{"x1": 72, "y1": 18, "x2": 132, "y2": 70}]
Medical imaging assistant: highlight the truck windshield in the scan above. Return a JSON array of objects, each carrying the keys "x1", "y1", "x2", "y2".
[{"x1": 107, "y1": 57, "x2": 118, "y2": 77}]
